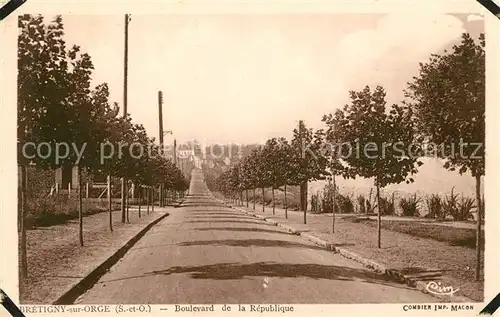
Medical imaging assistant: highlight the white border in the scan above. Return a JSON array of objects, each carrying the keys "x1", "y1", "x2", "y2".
[{"x1": 1, "y1": 1, "x2": 498, "y2": 316}]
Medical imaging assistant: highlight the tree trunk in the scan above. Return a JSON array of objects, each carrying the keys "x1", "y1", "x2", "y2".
[
  {"x1": 475, "y1": 175, "x2": 482, "y2": 281},
  {"x1": 246, "y1": 189, "x2": 249, "y2": 208},
  {"x1": 19, "y1": 165, "x2": 28, "y2": 278},
  {"x1": 151, "y1": 188, "x2": 155, "y2": 212},
  {"x1": 107, "y1": 175, "x2": 113, "y2": 231},
  {"x1": 376, "y1": 182, "x2": 381, "y2": 249},
  {"x1": 332, "y1": 175, "x2": 336, "y2": 233},
  {"x1": 138, "y1": 184, "x2": 141, "y2": 218},
  {"x1": 253, "y1": 188, "x2": 256, "y2": 210},
  {"x1": 262, "y1": 188, "x2": 265, "y2": 212},
  {"x1": 147, "y1": 187, "x2": 150, "y2": 214},
  {"x1": 121, "y1": 177, "x2": 126, "y2": 223},
  {"x1": 284, "y1": 184, "x2": 288, "y2": 219},
  {"x1": 159, "y1": 184, "x2": 163, "y2": 207},
  {"x1": 272, "y1": 188, "x2": 275, "y2": 215},
  {"x1": 302, "y1": 181, "x2": 308, "y2": 224},
  {"x1": 240, "y1": 191, "x2": 244, "y2": 206},
  {"x1": 78, "y1": 166, "x2": 84, "y2": 247},
  {"x1": 126, "y1": 182, "x2": 130, "y2": 223}
]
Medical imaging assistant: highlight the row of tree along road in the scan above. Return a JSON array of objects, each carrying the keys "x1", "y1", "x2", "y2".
[
  {"x1": 17, "y1": 15, "x2": 189, "y2": 279},
  {"x1": 212, "y1": 32, "x2": 485, "y2": 281}
]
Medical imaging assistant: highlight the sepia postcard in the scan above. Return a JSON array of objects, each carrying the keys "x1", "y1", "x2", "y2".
[{"x1": 1, "y1": 0, "x2": 499, "y2": 316}]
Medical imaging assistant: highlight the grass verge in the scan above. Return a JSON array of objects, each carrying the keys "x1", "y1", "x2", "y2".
[{"x1": 349, "y1": 218, "x2": 484, "y2": 249}]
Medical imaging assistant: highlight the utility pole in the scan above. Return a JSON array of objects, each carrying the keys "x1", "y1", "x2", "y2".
[
  {"x1": 121, "y1": 13, "x2": 131, "y2": 223},
  {"x1": 173, "y1": 139, "x2": 177, "y2": 166},
  {"x1": 158, "y1": 91, "x2": 164, "y2": 207}
]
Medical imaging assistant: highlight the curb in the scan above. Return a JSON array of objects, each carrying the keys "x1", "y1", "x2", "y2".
[
  {"x1": 231, "y1": 206, "x2": 474, "y2": 303},
  {"x1": 52, "y1": 212, "x2": 170, "y2": 305}
]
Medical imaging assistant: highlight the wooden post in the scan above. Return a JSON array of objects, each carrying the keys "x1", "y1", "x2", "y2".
[
  {"x1": 108, "y1": 175, "x2": 113, "y2": 231},
  {"x1": 138, "y1": 185, "x2": 141, "y2": 218},
  {"x1": 147, "y1": 187, "x2": 150, "y2": 214},
  {"x1": 262, "y1": 188, "x2": 265, "y2": 212},
  {"x1": 68, "y1": 182, "x2": 71, "y2": 198},
  {"x1": 332, "y1": 175, "x2": 336, "y2": 233},
  {"x1": 151, "y1": 187, "x2": 155, "y2": 212},
  {"x1": 284, "y1": 184, "x2": 288, "y2": 219},
  {"x1": 246, "y1": 189, "x2": 249, "y2": 208},
  {"x1": 85, "y1": 183, "x2": 89, "y2": 199},
  {"x1": 377, "y1": 181, "x2": 381, "y2": 249},
  {"x1": 121, "y1": 178, "x2": 126, "y2": 223},
  {"x1": 253, "y1": 188, "x2": 256, "y2": 210},
  {"x1": 78, "y1": 167, "x2": 84, "y2": 246},
  {"x1": 475, "y1": 175, "x2": 482, "y2": 281},
  {"x1": 126, "y1": 182, "x2": 130, "y2": 223},
  {"x1": 272, "y1": 188, "x2": 275, "y2": 215},
  {"x1": 19, "y1": 165, "x2": 28, "y2": 278}
]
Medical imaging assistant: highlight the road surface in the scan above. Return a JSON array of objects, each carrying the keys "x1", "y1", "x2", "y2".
[{"x1": 76, "y1": 169, "x2": 437, "y2": 304}]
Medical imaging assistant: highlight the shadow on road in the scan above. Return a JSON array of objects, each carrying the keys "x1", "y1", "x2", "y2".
[
  {"x1": 188, "y1": 215, "x2": 257, "y2": 220},
  {"x1": 193, "y1": 227, "x2": 292, "y2": 235},
  {"x1": 186, "y1": 220, "x2": 276, "y2": 227},
  {"x1": 98, "y1": 262, "x2": 407, "y2": 291},
  {"x1": 148, "y1": 262, "x2": 394, "y2": 282},
  {"x1": 177, "y1": 239, "x2": 326, "y2": 250},
  {"x1": 186, "y1": 212, "x2": 250, "y2": 216}
]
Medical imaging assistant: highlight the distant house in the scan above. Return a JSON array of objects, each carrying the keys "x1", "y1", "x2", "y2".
[
  {"x1": 54, "y1": 165, "x2": 80, "y2": 190},
  {"x1": 53, "y1": 165, "x2": 107, "y2": 190}
]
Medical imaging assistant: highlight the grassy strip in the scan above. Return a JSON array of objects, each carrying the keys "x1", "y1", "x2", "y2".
[
  {"x1": 349, "y1": 218, "x2": 483, "y2": 249},
  {"x1": 26, "y1": 198, "x2": 122, "y2": 229}
]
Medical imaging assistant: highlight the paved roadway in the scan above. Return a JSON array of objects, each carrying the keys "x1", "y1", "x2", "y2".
[{"x1": 75, "y1": 169, "x2": 437, "y2": 304}]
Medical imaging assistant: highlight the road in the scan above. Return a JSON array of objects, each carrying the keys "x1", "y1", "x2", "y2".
[{"x1": 75, "y1": 169, "x2": 437, "y2": 304}]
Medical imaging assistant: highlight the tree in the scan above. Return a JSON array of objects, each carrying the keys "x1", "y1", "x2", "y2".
[
  {"x1": 319, "y1": 119, "x2": 346, "y2": 233},
  {"x1": 405, "y1": 33, "x2": 485, "y2": 280},
  {"x1": 290, "y1": 120, "x2": 328, "y2": 224},
  {"x1": 277, "y1": 138, "x2": 294, "y2": 219},
  {"x1": 325, "y1": 85, "x2": 422, "y2": 248},
  {"x1": 253, "y1": 146, "x2": 270, "y2": 212},
  {"x1": 18, "y1": 15, "x2": 100, "y2": 253},
  {"x1": 262, "y1": 137, "x2": 290, "y2": 215},
  {"x1": 18, "y1": 14, "x2": 64, "y2": 278},
  {"x1": 243, "y1": 149, "x2": 261, "y2": 210}
]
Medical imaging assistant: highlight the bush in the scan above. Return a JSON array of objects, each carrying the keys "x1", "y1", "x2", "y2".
[
  {"x1": 311, "y1": 194, "x2": 320, "y2": 212},
  {"x1": 425, "y1": 194, "x2": 445, "y2": 220},
  {"x1": 440, "y1": 187, "x2": 476, "y2": 221},
  {"x1": 365, "y1": 188, "x2": 377, "y2": 214},
  {"x1": 400, "y1": 194, "x2": 421, "y2": 217},
  {"x1": 26, "y1": 194, "x2": 120, "y2": 228},
  {"x1": 442, "y1": 187, "x2": 459, "y2": 219},
  {"x1": 336, "y1": 193, "x2": 355, "y2": 213},
  {"x1": 379, "y1": 193, "x2": 396, "y2": 216},
  {"x1": 357, "y1": 195, "x2": 366, "y2": 214},
  {"x1": 319, "y1": 188, "x2": 354, "y2": 214},
  {"x1": 452, "y1": 196, "x2": 475, "y2": 221}
]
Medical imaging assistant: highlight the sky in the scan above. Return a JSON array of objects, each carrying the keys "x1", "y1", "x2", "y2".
[{"x1": 56, "y1": 13, "x2": 484, "y2": 146}]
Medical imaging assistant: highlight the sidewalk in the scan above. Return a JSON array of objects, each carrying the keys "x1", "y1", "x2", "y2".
[
  {"x1": 235, "y1": 202, "x2": 483, "y2": 302},
  {"x1": 20, "y1": 205, "x2": 173, "y2": 304}
]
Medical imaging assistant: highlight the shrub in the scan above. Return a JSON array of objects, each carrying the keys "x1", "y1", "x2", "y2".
[
  {"x1": 452, "y1": 196, "x2": 475, "y2": 221},
  {"x1": 357, "y1": 195, "x2": 366, "y2": 214},
  {"x1": 336, "y1": 193, "x2": 355, "y2": 214},
  {"x1": 379, "y1": 193, "x2": 396, "y2": 216},
  {"x1": 311, "y1": 194, "x2": 320, "y2": 212},
  {"x1": 400, "y1": 194, "x2": 421, "y2": 217},
  {"x1": 442, "y1": 187, "x2": 459, "y2": 219},
  {"x1": 26, "y1": 193, "x2": 120, "y2": 228},
  {"x1": 364, "y1": 188, "x2": 377, "y2": 214},
  {"x1": 481, "y1": 197, "x2": 485, "y2": 220},
  {"x1": 425, "y1": 194, "x2": 445, "y2": 220}
]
